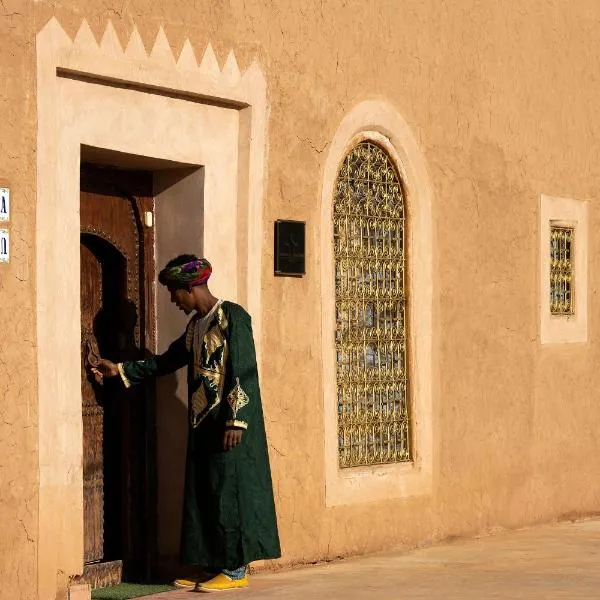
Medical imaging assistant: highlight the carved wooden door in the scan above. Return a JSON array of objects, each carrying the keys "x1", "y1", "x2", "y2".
[{"x1": 79, "y1": 164, "x2": 156, "y2": 588}]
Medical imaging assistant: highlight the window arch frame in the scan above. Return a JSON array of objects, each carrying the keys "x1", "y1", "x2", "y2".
[{"x1": 320, "y1": 102, "x2": 433, "y2": 507}]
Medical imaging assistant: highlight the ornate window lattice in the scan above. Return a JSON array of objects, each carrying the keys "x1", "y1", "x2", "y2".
[
  {"x1": 550, "y1": 225, "x2": 574, "y2": 316},
  {"x1": 333, "y1": 141, "x2": 410, "y2": 468}
]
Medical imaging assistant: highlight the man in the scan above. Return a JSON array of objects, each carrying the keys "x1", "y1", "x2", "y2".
[{"x1": 92, "y1": 255, "x2": 281, "y2": 592}]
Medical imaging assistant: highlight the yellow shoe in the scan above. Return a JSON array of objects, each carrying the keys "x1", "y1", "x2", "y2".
[
  {"x1": 174, "y1": 578, "x2": 198, "y2": 589},
  {"x1": 195, "y1": 573, "x2": 249, "y2": 593}
]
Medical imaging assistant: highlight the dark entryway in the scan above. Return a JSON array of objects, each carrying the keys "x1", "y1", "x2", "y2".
[{"x1": 79, "y1": 163, "x2": 157, "y2": 589}]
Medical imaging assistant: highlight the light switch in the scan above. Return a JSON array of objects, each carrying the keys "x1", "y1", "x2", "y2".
[{"x1": 144, "y1": 211, "x2": 153, "y2": 228}]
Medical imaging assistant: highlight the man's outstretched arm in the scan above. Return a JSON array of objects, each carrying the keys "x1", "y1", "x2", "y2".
[{"x1": 92, "y1": 334, "x2": 188, "y2": 387}]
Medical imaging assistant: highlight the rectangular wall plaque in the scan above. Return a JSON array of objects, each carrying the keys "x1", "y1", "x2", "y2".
[
  {"x1": 274, "y1": 220, "x2": 305, "y2": 277},
  {"x1": 0, "y1": 187, "x2": 9, "y2": 221},
  {"x1": 0, "y1": 229, "x2": 9, "y2": 263}
]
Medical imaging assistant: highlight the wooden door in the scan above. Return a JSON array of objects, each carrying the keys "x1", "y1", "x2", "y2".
[{"x1": 79, "y1": 164, "x2": 156, "y2": 589}]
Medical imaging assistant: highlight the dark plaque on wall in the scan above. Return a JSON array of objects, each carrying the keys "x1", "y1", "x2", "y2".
[{"x1": 274, "y1": 220, "x2": 305, "y2": 277}]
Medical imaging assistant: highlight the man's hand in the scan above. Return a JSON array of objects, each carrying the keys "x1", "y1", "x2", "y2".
[
  {"x1": 223, "y1": 428, "x2": 243, "y2": 451},
  {"x1": 90, "y1": 359, "x2": 119, "y2": 385}
]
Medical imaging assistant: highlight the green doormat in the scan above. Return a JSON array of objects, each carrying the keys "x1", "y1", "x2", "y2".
[{"x1": 91, "y1": 583, "x2": 176, "y2": 600}]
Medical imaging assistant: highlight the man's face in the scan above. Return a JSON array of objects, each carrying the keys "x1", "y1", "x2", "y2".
[{"x1": 169, "y1": 286, "x2": 195, "y2": 314}]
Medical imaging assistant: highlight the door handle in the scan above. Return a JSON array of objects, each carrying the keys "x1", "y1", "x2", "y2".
[{"x1": 83, "y1": 329, "x2": 101, "y2": 369}]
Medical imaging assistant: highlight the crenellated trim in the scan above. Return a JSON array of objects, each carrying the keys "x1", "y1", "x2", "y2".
[{"x1": 39, "y1": 17, "x2": 265, "y2": 109}]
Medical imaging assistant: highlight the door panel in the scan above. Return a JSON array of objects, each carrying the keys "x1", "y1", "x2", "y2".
[
  {"x1": 79, "y1": 164, "x2": 155, "y2": 588},
  {"x1": 81, "y1": 243, "x2": 104, "y2": 564}
]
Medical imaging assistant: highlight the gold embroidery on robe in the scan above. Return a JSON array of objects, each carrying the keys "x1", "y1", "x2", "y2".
[
  {"x1": 117, "y1": 362, "x2": 132, "y2": 389},
  {"x1": 227, "y1": 377, "x2": 250, "y2": 420},
  {"x1": 191, "y1": 383, "x2": 209, "y2": 426},
  {"x1": 205, "y1": 327, "x2": 224, "y2": 360},
  {"x1": 225, "y1": 419, "x2": 248, "y2": 429},
  {"x1": 187, "y1": 305, "x2": 229, "y2": 428},
  {"x1": 216, "y1": 307, "x2": 228, "y2": 330}
]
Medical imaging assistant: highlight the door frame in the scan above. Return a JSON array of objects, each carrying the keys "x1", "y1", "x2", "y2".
[{"x1": 36, "y1": 19, "x2": 267, "y2": 600}]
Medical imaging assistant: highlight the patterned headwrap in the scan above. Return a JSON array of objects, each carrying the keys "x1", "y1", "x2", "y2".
[{"x1": 158, "y1": 257, "x2": 212, "y2": 288}]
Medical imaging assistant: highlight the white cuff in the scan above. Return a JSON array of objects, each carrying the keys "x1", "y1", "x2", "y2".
[
  {"x1": 117, "y1": 363, "x2": 131, "y2": 388},
  {"x1": 225, "y1": 420, "x2": 248, "y2": 430}
]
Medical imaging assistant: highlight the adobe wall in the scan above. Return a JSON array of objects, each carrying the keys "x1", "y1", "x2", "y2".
[
  {"x1": 2, "y1": 1, "x2": 600, "y2": 598},
  {"x1": 0, "y1": 3, "x2": 38, "y2": 600}
]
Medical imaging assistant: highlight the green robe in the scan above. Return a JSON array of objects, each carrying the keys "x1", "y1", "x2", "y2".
[{"x1": 120, "y1": 301, "x2": 281, "y2": 569}]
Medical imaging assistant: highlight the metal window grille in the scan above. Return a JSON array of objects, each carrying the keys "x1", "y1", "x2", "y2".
[
  {"x1": 333, "y1": 141, "x2": 410, "y2": 468},
  {"x1": 550, "y1": 225, "x2": 574, "y2": 316}
]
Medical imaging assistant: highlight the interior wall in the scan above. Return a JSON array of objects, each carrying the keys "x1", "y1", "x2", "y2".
[{"x1": 154, "y1": 167, "x2": 205, "y2": 571}]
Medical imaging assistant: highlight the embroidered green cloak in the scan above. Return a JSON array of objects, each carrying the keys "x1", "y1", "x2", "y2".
[{"x1": 119, "y1": 301, "x2": 281, "y2": 569}]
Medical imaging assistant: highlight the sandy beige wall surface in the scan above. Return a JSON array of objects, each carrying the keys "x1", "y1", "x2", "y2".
[
  {"x1": 0, "y1": 3, "x2": 38, "y2": 600},
  {"x1": 4, "y1": 0, "x2": 600, "y2": 598}
]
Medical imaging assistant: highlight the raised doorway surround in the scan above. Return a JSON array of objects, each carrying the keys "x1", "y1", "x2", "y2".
[{"x1": 36, "y1": 18, "x2": 267, "y2": 599}]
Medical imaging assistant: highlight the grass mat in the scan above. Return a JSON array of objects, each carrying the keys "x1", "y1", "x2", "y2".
[{"x1": 91, "y1": 583, "x2": 176, "y2": 599}]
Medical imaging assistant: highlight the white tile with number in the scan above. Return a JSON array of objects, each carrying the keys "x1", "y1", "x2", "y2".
[
  {"x1": 0, "y1": 188, "x2": 9, "y2": 222},
  {"x1": 0, "y1": 229, "x2": 9, "y2": 263}
]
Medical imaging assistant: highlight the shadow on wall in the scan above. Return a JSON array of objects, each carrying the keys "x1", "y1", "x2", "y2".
[
  {"x1": 155, "y1": 371, "x2": 188, "y2": 578},
  {"x1": 154, "y1": 165, "x2": 204, "y2": 578}
]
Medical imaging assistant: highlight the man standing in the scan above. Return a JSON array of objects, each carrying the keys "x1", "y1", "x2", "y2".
[{"x1": 92, "y1": 255, "x2": 281, "y2": 592}]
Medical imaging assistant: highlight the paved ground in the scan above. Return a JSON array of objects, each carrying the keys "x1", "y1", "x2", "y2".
[{"x1": 146, "y1": 520, "x2": 600, "y2": 599}]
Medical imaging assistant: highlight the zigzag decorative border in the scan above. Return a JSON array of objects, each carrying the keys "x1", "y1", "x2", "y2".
[
  {"x1": 38, "y1": 17, "x2": 265, "y2": 104},
  {"x1": 75, "y1": 20, "x2": 243, "y2": 81}
]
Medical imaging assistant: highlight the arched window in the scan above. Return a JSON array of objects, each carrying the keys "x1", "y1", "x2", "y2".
[{"x1": 333, "y1": 141, "x2": 410, "y2": 468}]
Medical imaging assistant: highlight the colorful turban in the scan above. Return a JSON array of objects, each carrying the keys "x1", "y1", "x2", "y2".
[{"x1": 158, "y1": 257, "x2": 212, "y2": 288}]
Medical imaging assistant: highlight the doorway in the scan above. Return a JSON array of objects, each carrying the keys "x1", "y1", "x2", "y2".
[
  {"x1": 79, "y1": 163, "x2": 156, "y2": 588},
  {"x1": 36, "y1": 24, "x2": 267, "y2": 597}
]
